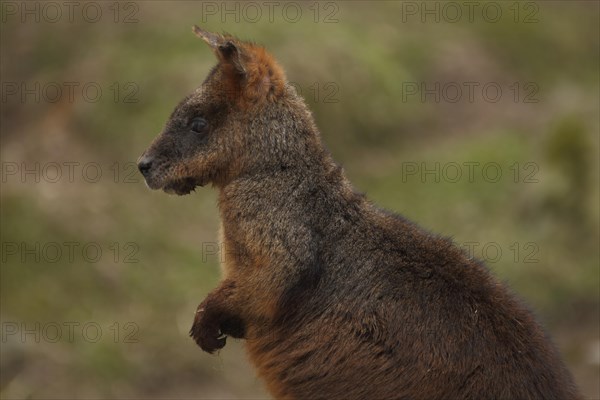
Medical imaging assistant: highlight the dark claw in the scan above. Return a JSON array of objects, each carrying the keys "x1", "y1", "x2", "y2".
[{"x1": 190, "y1": 308, "x2": 228, "y2": 353}]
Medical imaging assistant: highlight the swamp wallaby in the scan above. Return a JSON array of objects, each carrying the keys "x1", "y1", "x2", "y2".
[{"x1": 137, "y1": 26, "x2": 580, "y2": 400}]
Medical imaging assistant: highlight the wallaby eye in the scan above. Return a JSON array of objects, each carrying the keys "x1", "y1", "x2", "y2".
[{"x1": 190, "y1": 117, "x2": 208, "y2": 133}]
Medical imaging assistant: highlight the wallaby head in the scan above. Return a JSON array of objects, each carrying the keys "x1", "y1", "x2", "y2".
[{"x1": 138, "y1": 25, "x2": 323, "y2": 195}]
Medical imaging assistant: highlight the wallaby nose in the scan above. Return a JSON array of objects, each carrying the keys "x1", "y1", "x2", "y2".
[{"x1": 137, "y1": 156, "x2": 153, "y2": 176}]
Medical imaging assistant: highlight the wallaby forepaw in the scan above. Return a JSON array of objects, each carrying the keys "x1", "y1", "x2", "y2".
[{"x1": 190, "y1": 307, "x2": 227, "y2": 353}]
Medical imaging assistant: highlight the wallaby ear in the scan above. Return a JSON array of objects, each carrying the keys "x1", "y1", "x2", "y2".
[
  {"x1": 216, "y1": 41, "x2": 246, "y2": 76},
  {"x1": 192, "y1": 25, "x2": 246, "y2": 76},
  {"x1": 192, "y1": 25, "x2": 222, "y2": 48},
  {"x1": 192, "y1": 25, "x2": 286, "y2": 103}
]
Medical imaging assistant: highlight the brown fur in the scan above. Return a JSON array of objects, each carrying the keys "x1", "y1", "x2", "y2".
[{"x1": 138, "y1": 26, "x2": 581, "y2": 400}]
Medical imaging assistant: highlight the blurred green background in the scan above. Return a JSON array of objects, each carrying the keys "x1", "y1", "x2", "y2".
[{"x1": 1, "y1": 1, "x2": 598, "y2": 398}]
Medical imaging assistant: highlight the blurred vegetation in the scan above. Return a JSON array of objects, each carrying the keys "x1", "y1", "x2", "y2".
[
  {"x1": 1, "y1": 1, "x2": 598, "y2": 399},
  {"x1": 544, "y1": 116, "x2": 593, "y2": 225}
]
